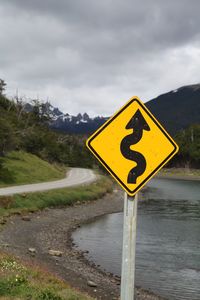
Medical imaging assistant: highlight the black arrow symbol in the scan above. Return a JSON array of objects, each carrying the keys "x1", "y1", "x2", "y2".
[{"x1": 120, "y1": 109, "x2": 150, "y2": 184}]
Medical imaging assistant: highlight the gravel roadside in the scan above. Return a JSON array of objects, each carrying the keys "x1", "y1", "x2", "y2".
[{"x1": 0, "y1": 188, "x2": 165, "y2": 300}]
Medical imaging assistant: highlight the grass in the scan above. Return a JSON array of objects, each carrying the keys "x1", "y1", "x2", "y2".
[
  {"x1": 158, "y1": 167, "x2": 200, "y2": 178},
  {"x1": 0, "y1": 252, "x2": 93, "y2": 300},
  {"x1": 0, "y1": 176, "x2": 112, "y2": 219},
  {"x1": 0, "y1": 151, "x2": 66, "y2": 187}
]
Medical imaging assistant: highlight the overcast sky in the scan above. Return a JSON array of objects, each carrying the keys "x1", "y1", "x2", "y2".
[{"x1": 0, "y1": 0, "x2": 200, "y2": 116}]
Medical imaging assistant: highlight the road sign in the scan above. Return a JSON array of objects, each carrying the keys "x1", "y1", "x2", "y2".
[{"x1": 87, "y1": 96, "x2": 179, "y2": 196}]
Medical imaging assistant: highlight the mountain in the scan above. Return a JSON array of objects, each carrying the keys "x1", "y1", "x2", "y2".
[
  {"x1": 24, "y1": 101, "x2": 108, "y2": 134},
  {"x1": 25, "y1": 83, "x2": 200, "y2": 135},
  {"x1": 146, "y1": 84, "x2": 200, "y2": 134},
  {"x1": 51, "y1": 111, "x2": 108, "y2": 134}
]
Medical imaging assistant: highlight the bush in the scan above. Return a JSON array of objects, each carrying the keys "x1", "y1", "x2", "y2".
[{"x1": 38, "y1": 289, "x2": 63, "y2": 300}]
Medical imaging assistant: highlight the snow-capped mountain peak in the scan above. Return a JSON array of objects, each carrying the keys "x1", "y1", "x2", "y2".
[{"x1": 24, "y1": 101, "x2": 107, "y2": 134}]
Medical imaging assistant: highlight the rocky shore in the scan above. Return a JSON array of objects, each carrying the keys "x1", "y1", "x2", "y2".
[{"x1": 0, "y1": 187, "x2": 165, "y2": 300}]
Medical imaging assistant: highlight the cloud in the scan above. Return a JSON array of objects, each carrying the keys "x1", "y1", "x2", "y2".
[{"x1": 0, "y1": 0, "x2": 200, "y2": 115}]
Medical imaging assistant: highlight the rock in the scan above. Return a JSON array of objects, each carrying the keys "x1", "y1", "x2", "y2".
[
  {"x1": 28, "y1": 248, "x2": 36, "y2": 254},
  {"x1": 114, "y1": 275, "x2": 120, "y2": 280},
  {"x1": 22, "y1": 216, "x2": 31, "y2": 221},
  {"x1": 87, "y1": 280, "x2": 98, "y2": 287},
  {"x1": 48, "y1": 250, "x2": 63, "y2": 257},
  {"x1": 0, "y1": 219, "x2": 7, "y2": 225},
  {"x1": 1, "y1": 243, "x2": 10, "y2": 248},
  {"x1": 83, "y1": 250, "x2": 89, "y2": 254},
  {"x1": 14, "y1": 211, "x2": 21, "y2": 215}
]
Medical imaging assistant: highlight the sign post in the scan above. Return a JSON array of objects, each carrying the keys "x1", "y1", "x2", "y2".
[
  {"x1": 121, "y1": 192, "x2": 138, "y2": 300},
  {"x1": 86, "y1": 96, "x2": 179, "y2": 300}
]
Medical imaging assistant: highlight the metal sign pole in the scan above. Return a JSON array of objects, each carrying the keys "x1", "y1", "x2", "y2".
[{"x1": 120, "y1": 192, "x2": 138, "y2": 300}]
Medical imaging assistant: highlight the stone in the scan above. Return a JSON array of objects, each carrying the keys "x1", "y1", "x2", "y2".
[
  {"x1": 87, "y1": 280, "x2": 98, "y2": 287},
  {"x1": 28, "y1": 248, "x2": 36, "y2": 254},
  {"x1": 1, "y1": 243, "x2": 10, "y2": 248},
  {"x1": 0, "y1": 219, "x2": 6, "y2": 225},
  {"x1": 22, "y1": 216, "x2": 31, "y2": 221},
  {"x1": 48, "y1": 250, "x2": 63, "y2": 257}
]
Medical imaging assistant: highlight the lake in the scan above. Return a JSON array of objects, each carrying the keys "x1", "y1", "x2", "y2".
[{"x1": 73, "y1": 178, "x2": 200, "y2": 300}]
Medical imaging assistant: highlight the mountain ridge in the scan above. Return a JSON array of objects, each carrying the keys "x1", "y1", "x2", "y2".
[
  {"x1": 25, "y1": 83, "x2": 200, "y2": 135},
  {"x1": 146, "y1": 83, "x2": 200, "y2": 134}
]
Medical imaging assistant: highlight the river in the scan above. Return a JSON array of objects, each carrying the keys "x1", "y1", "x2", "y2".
[{"x1": 73, "y1": 178, "x2": 200, "y2": 300}]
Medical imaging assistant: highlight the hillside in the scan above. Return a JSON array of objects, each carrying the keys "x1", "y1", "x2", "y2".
[
  {"x1": 146, "y1": 84, "x2": 200, "y2": 134},
  {"x1": 0, "y1": 151, "x2": 65, "y2": 187},
  {"x1": 0, "y1": 94, "x2": 94, "y2": 170}
]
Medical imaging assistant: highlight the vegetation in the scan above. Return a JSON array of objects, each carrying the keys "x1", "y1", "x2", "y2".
[
  {"x1": 159, "y1": 167, "x2": 200, "y2": 178},
  {"x1": 0, "y1": 89, "x2": 95, "y2": 175},
  {"x1": 0, "y1": 151, "x2": 65, "y2": 187},
  {"x1": 0, "y1": 252, "x2": 92, "y2": 299},
  {"x1": 0, "y1": 176, "x2": 112, "y2": 219},
  {"x1": 171, "y1": 124, "x2": 200, "y2": 168},
  {"x1": 0, "y1": 79, "x2": 6, "y2": 96}
]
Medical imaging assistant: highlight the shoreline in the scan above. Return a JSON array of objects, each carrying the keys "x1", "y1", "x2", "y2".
[
  {"x1": 0, "y1": 187, "x2": 166, "y2": 300},
  {"x1": 157, "y1": 168, "x2": 200, "y2": 181}
]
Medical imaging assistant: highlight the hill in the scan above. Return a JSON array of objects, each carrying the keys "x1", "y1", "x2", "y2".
[
  {"x1": 0, "y1": 151, "x2": 65, "y2": 187},
  {"x1": 0, "y1": 94, "x2": 94, "y2": 172},
  {"x1": 146, "y1": 84, "x2": 200, "y2": 135}
]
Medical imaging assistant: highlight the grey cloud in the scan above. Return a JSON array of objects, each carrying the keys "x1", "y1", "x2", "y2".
[{"x1": 0, "y1": 0, "x2": 200, "y2": 115}]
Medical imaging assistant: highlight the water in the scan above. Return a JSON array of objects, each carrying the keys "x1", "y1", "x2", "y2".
[{"x1": 73, "y1": 178, "x2": 200, "y2": 300}]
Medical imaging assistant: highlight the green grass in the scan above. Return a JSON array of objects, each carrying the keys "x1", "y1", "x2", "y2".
[
  {"x1": 0, "y1": 176, "x2": 112, "y2": 219},
  {"x1": 0, "y1": 151, "x2": 65, "y2": 187},
  {"x1": 0, "y1": 252, "x2": 93, "y2": 299}
]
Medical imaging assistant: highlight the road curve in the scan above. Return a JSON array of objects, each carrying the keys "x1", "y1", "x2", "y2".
[{"x1": 0, "y1": 168, "x2": 96, "y2": 196}]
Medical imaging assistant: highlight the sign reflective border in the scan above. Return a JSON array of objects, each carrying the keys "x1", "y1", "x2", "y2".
[{"x1": 86, "y1": 97, "x2": 179, "y2": 196}]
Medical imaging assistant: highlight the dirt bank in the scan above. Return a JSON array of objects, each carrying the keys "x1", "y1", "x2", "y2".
[{"x1": 0, "y1": 188, "x2": 165, "y2": 300}]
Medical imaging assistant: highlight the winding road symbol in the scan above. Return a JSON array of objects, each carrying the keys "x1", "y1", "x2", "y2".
[
  {"x1": 120, "y1": 109, "x2": 150, "y2": 184},
  {"x1": 86, "y1": 97, "x2": 179, "y2": 196}
]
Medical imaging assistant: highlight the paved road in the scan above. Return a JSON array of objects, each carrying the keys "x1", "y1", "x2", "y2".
[{"x1": 0, "y1": 168, "x2": 96, "y2": 196}]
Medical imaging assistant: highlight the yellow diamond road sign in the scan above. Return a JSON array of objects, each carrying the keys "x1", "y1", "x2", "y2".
[{"x1": 86, "y1": 97, "x2": 179, "y2": 196}]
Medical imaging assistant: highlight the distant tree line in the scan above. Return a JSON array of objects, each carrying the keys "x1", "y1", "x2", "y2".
[{"x1": 171, "y1": 124, "x2": 200, "y2": 168}]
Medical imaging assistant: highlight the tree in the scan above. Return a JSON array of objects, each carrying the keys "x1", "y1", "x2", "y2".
[
  {"x1": 0, "y1": 117, "x2": 18, "y2": 156},
  {"x1": 171, "y1": 124, "x2": 200, "y2": 168},
  {"x1": 0, "y1": 79, "x2": 6, "y2": 95},
  {"x1": 0, "y1": 158, "x2": 15, "y2": 183}
]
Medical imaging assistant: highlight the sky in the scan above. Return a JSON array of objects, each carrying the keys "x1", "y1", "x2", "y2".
[{"x1": 0, "y1": 0, "x2": 200, "y2": 116}]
